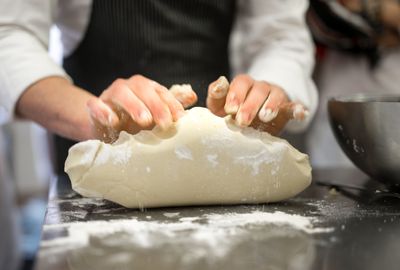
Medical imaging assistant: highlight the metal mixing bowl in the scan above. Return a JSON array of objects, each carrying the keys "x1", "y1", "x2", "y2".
[{"x1": 328, "y1": 94, "x2": 400, "y2": 187}]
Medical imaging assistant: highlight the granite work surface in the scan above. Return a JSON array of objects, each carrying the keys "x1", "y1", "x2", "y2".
[{"x1": 34, "y1": 169, "x2": 400, "y2": 270}]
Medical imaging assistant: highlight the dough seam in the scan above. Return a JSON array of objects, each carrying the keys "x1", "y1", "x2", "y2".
[{"x1": 73, "y1": 143, "x2": 104, "y2": 186}]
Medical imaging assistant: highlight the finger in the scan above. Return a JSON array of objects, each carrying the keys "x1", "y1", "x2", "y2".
[
  {"x1": 86, "y1": 97, "x2": 119, "y2": 127},
  {"x1": 206, "y1": 76, "x2": 230, "y2": 116},
  {"x1": 251, "y1": 114, "x2": 289, "y2": 136},
  {"x1": 169, "y1": 84, "x2": 198, "y2": 108},
  {"x1": 258, "y1": 85, "x2": 288, "y2": 123},
  {"x1": 275, "y1": 102, "x2": 308, "y2": 121},
  {"x1": 290, "y1": 103, "x2": 309, "y2": 120},
  {"x1": 102, "y1": 80, "x2": 153, "y2": 127},
  {"x1": 86, "y1": 97, "x2": 121, "y2": 143},
  {"x1": 235, "y1": 81, "x2": 271, "y2": 126},
  {"x1": 251, "y1": 102, "x2": 308, "y2": 136},
  {"x1": 208, "y1": 76, "x2": 229, "y2": 99},
  {"x1": 224, "y1": 74, "x2": 254, "y2": 115},
  {"x1": 155, "y1": 84, "x2": 185, "y2": 121},
  {"x1": 128, "y1": 78, "x2": 173, "y2": 130}
]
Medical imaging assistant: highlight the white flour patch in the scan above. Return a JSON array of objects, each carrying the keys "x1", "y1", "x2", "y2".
[
  {"x1": 112, "y1": 146, "x2": 132, "y2": 165},
  {"x1": 163, "y1": 212, "x2": 180, "y2": 218},
  {"x1": 206, "y1": 154, "x2": 218, "y2": 167},
  {"x1": 95, "y1": 144, "x2": 132, "y2": 166},
  {"x1": 174, "y1": 145, "x2": 193, "y2": 160},
  {"x1": 234, "y1": 149, "x2": 277, "y2": 176},
  {"x1": 201, "y1": 133, "x2": 235, "y2": 148},
  {"x1": 74, "y1": 141, "x2": 99, "y2": 165}
]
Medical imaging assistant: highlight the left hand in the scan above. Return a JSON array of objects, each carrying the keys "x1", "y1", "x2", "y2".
[{"x1": 206, "y1": 75, "x2": 308, "y2": 135}]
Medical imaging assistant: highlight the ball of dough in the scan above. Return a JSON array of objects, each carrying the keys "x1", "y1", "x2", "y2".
[{"x1": 65, "y1": 107, "x2": 311, "y2": 208}]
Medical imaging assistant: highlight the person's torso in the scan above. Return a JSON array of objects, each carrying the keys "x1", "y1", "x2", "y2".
[
  {"x1": 55, "y1": 0, "x2": 236, "y2": 173},
  {"x1": 62, "y1": 0, "x2": 236, "y2": 100}
]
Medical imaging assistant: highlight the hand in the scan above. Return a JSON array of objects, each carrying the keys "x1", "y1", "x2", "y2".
[
  {"x1": 206, "y1": 75, "x2": 308, "y2": 136},
  {"x1": 86, "y1": 75, "x2": 190, "y2": 142}
]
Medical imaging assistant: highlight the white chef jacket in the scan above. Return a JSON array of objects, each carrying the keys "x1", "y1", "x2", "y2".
[
  {"x1": 0, "y1": 128, "x2": 20, "y2": 270},
  {"x1": 0, "y1": 0, "x2": 318, "y2": 132}
]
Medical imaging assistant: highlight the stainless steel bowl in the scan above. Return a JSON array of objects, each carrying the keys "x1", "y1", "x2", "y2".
[{"x1": 328, "y1": 94, "x2": 400, "y2": 187}]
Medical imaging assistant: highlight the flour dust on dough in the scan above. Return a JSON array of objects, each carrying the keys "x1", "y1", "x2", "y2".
[{"x1": 65, "y1": 107, "x2": 312, "y2": 208}]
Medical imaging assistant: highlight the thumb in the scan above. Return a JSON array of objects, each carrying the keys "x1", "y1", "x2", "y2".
[
  {"x1": 206, "y1": 76, "x2": 230, "y2": 116},
  {"x1": 86, "y1": 97, "x2": 120, "y2": 142},
  {"x1": 169, "y1": 84, "x2": 198, "y2": 109}
]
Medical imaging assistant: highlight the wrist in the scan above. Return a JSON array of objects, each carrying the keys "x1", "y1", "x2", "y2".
[{"x1": 17, "y1": 76, "x2": 95, "y2": 141}]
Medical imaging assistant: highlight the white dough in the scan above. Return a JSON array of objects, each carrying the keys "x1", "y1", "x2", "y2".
[{"x1": 65, "y1": 107, "x2": 311, "y2": 208}]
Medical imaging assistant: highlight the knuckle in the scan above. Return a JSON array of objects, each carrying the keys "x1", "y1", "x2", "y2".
[
  {"x1": 113, "y1": 84, "x2": 126, "y2": 97},
  {"x1": 110, "y1": 79, "x2": 127, "y2": 93},
  {"x1": 234, "y1": 74, "x2": 252, "y2": 84},
  {"x1": 258, "y1": 81, "x2": 270, "y2": 90},
  {"x1": 99, "y1": 89, "x2": 110, "y2": 98},
  {"x1": 154, "y1": 86, "x2": 165, "y2": 95},
  {"x1": 130, "y1": 74, "x2": 145, "y2": 81},
  {"x1": 86, "y1": 97, "x2": 98, "y2": 107},
  {"x1": 113, "y1": 78, "x2": 126, "y2": 86}
]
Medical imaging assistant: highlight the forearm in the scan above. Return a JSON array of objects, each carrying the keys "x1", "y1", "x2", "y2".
[{"x1": 16, "y1": 76, "x2": 95, "y2": 141}]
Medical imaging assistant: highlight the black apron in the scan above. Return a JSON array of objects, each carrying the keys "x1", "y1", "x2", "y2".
[{"x1": 56, "y1": 0, "x2": 236, "y2": 173}]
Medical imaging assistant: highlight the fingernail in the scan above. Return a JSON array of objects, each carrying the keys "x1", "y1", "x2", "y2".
[
  {"x1": 138, "y1": 110, "x2": 152, "y2": 125},
  {"x1": 225, "y1": 103, "x2": 239, "y2": 114},
  {"x1": 100, "y1": 103, "x2": 116, "y2": 125},
  {"x1": 158, "y1": 118, "x2": 173, "y2": 130},
  {"x1": 211, "y1": 85, "x2": 223, "y2": 99},
  {"x1": 235, "y1": 112, "x2": 249, "y2": 127},
  {"x1": 225, "y1": 94, "x2": 239, "y2": 113},
  {"x1": 293, "y1": 104, "x2": 307, "y2": 120},
  {"x1": 90, "y1": 109, "x2": 111, "y2": 126},
  {"x1": 107, "y1": 114, "x2": 114, "y2": 125},
  {"x1": 211, "y1": 76, "x2": 229, "y2": 99},
  {"x1": 259, "y1": 108, "x2": 278, "y2": 123}
]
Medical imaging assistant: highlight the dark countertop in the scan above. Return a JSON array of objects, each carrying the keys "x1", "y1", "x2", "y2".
[{"x1": 34, "y1": 169, "x2": 400, "y2": 270}]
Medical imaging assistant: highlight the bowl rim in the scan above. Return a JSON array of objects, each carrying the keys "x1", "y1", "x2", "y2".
[{"x1": 329, "y1": 94, "x2": 400, "y2": 103}]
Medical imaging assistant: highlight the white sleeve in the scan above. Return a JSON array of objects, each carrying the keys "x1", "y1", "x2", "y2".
[
  {"x1": 0, "y1": 0, "x2": 70, "y2": 124},
  {"x1": 230, "y1": 0, "x2": 318, "y2": 132}
]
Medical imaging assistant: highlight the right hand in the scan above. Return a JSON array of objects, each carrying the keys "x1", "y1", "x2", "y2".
[
  {"x1": 206, "y1": 76, "x2": 308, "y2": 136},
  {"x1": 86, "y1": 75, "x2": 197, "y2": 142}
]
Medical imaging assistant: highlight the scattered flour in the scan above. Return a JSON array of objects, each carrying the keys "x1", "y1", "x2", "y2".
[
  {"x1": 95, "y1": 144, "x2": 132, "y2": 166},
  {"x1": 174, "y1": 145, "x2": 193, "y2": 160},
  {"x1": 234, "y1": 149, "x2": 278, "y2": 176},
  {"x1": 163, "y1": 212, "x2": 181, "y2": 218},
  {"x1": 41, "y1": 210, "x2": 333, "y2": 258},
  {"x1": 206, "y1": 154, "x2": 219, "y2": 167}
]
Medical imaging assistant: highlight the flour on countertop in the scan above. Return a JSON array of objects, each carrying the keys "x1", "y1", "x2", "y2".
[
  {"x1": 163, "y1": 212, "x2": 181, "y2": 218},
  {"x1": 41, "y1": 210, "x2": 333, "y2": 259}
]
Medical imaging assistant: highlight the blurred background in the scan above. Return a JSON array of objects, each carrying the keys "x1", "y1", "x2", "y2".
[{"x1": 0, "y1": 26, "x2": 63, "y2": 270}]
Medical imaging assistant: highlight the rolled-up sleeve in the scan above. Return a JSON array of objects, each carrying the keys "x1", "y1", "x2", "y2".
[
  {"x1": 0, "y1": 0, "x2": 70, "y2": 124},
  {"x1": 231, "y1": 0, "x2": 318, "y2": 132}
]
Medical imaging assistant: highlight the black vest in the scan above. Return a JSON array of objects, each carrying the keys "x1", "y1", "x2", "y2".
[{"x1": 56, "y1": 0, "x2": 236, "y2": 173}]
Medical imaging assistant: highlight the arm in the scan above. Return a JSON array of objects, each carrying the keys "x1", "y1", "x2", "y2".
[
  {"x1": 0, "y1": 0, "x2": 96, "y2": 140},
  {"x1": 16, "y1": 77, "x2": 95, "y2": 140},
  {"x1": 229, "y1": 0, "x2": 318, "y2": 132},
  {"x1": 0, "y1": 0, "x2": 70, "y2": 125},
  {"x1": 0, "y1": 0, "x2": 186, "y2": 142}
]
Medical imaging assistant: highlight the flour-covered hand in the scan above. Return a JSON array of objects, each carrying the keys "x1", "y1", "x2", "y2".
[{"x1": 206, "y1": 74, "x2": 308, "y2": 135}]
